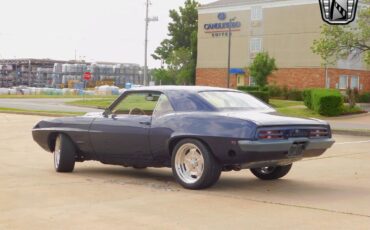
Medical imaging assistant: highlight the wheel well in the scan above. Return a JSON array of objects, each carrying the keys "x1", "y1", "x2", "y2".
[
  {"x1": 47, "y1": 132, "x2": 75, "y2": 152},
  {"x1": 168, "y1": 136, "x2": 213, "y2": 157},
  {"x1": 48, "y1": 132, "x2": 59, "y2": 152}
]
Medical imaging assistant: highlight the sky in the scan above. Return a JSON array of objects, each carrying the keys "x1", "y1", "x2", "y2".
[{"x1": 0, "y1": 0, "x2": 215, "y2": 68}]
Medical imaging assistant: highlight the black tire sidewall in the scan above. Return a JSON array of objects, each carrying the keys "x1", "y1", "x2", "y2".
[{"x1": 55, "y1": 134, "x2": 75, "y2": 173}]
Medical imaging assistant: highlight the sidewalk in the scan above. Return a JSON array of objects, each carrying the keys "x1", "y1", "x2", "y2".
[{"x1": 325, "y1": 112, "x2": 370, "y2": 136}]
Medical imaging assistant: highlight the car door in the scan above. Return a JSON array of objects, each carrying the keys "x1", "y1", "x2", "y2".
[{"x1": 89, "y1": 91, "x2": 160, "y2": 165}]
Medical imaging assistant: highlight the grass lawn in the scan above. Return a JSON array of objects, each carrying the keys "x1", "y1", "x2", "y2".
[
  {"x1": 66, "y1": 94, "x2": 155, "y2": 111},
  {"x1": 269, "y1": 99, "x2": 324, "y2": 118},
  {"x1": 66, "y1": 99, "x2": 115, "y2": 109},
  {"x1": 0, "y1": 107, "x2": 84, "y2": 117},
  {"x1": 269, "y1": 99, "x2": 303, "y2": 108},
  {"x1": 270, "y1": 99, "x2": 365, "y2": 118},
  {"x1": 275, "y1": 107, "x2": 325, "y2": 118}
]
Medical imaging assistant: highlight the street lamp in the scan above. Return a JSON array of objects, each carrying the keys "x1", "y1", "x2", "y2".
[
  {"x1": 144, "y1": 0, "x2": 158, "y2": 86},
  {"x1": 227, "y1": 17, "x2": 236, "y2": 88}
]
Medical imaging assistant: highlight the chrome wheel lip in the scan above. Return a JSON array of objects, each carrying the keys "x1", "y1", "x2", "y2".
[
  {"x1": 175, "y1": 143, "x2": 204, "y2": 184},
  {"x1": 54, "y1": 137, "x2": 61, "y2": 169}
]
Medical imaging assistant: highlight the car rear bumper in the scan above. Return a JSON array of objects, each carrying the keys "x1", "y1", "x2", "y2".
[
  {"x1": 228, "y1": 138, "x2": 335, "y2": 169},
  {"x1": 238, "y1": 138, "x2": 335, "y2": 153}
]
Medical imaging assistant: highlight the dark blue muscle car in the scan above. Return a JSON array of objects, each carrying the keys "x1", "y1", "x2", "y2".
[{"x1": 32, "y1": 86, "x2": 335, "y2": 189}]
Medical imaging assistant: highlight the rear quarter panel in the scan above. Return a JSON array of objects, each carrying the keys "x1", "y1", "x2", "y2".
[{"x1": 150, "y1": 112, "x2": 257, "y2": 164}]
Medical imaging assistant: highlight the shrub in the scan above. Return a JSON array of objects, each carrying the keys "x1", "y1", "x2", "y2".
[
  {"x1": 237, "y1": 86, "x2": 259, "y2": 91},
  {"x1": 303, "y1": 89, "x2": 313, "y2": 109},
  {"x1": 359, "y1": 92, "x2": 370, "y2": 103},
  {"x1": 311, "y1": 90, "x2": 343, "y2": 116},
  {"x1": 280, "y1": 85, "x2": 289, "y2": 100},
  {"x1": 268, "y1": 85, "x2": 283, "y2": 97},
  {"x1": 247, "y1": 91, "x2": 270, "y2": 103},
  {"x1": 287, "y1": 89, "x2": 303, "y2": 101},
  {"x1": 259, "y1": 86, "x2": 269, "y2": 92}
]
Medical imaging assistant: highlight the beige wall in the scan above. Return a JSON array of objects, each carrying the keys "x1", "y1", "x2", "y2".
[
  {"x1": 263, "y1": 4, "x2": 323, "y2": 68},
  {"x1": 197, "y1": 10, "x2": 250, "y2": 69},
  {"x1": 197, "y1": 3, "x2": 324, "y2": 69}
]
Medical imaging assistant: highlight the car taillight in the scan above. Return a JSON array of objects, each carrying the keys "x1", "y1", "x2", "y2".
[
  {"x1": 258, "y1": 130, "x2": 284, "y2": 140},
  {"x1": 309, "y1": 129, "x2": 329, "y2": 138}
]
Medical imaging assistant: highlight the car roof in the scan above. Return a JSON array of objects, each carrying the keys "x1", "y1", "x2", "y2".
[{"x1": 126, "y1": 85, "x2": 238, "y2": 93}]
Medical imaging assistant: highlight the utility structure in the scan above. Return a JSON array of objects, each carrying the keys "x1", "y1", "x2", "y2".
[
  {"x1": 144, "y1": 0, "x2": 158, "y2": 86},
  {"x1": 227, "y1": 17, "x2": 236, "y2": 88}
]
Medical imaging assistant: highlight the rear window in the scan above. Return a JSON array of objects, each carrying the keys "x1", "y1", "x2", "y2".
[{"x1": 199, "y1": 91, "x2": 271, "y2": 111}]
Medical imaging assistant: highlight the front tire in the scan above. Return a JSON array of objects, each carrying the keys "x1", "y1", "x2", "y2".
[
  {"x1": 171, "y1": 139, "x2": 221, "y2": 190},
  {"x1": 54, "y1": 134, "x2": 76, "y2": 173},
  {"x1": 250, "y1": 164, "x2": 292, "y2": 180}
]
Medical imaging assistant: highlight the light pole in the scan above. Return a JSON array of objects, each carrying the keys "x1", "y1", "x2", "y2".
[
  {"x1": 144, "y1": 0, "x2": 158, "y2": 86},
  {"x1": 227, "y1": 17, "x2": 236, "y2": 88}
]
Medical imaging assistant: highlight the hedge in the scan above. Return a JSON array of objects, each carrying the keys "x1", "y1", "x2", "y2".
[
  {"x1": 308, "y1": 89, "x2": 343, "y2": 116},
  {"x1": 303, "y1": 89, "x2": 313, "y2": 109},
  {"x1": 286, "y1": 89, "x2": 303, "y2": 101},
  {"x1": 237, "y1": 86, "x2": 260, "y2": 91},
  {"x1": 268, "y1": 85, "x2": 283, "y2": 97},
  {"x1": 247, "y1": 91, "x2": 270, "y2": 103},
  {"x1": 313, "y1": 94, "x2": 343, "y2": 116},
  {"x1": 359, "y1": 92, "x2": 370, "y2": 103}
]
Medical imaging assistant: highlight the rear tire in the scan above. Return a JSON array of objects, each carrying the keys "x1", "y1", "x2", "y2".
[
  {"x1": 171, "y1": 139, "x2": 221, "y2": 190},
  {"x1": 54, "y1": 134, "x2": 76, "y2": 173},
  {"x1": 250, "y1": 164, "x2": 292, "y2": 180}
]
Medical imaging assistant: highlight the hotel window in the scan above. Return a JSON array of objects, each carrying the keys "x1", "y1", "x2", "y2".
[
  {"x1": 339, "y1": 75, "x2": 348, "y2": 89},
  {"x1": 350, "y1": 76, "x2": 360, "y2": 89},
  {"x1": 250, "y1": 38, "x2": 262, "y2": 53},
  {"x1": 251, "y1": 6, "x2": 263, "y2": 21}
]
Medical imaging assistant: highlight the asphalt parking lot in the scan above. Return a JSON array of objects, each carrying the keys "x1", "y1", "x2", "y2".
[{"x1": 0, "y1": 114, "x2": 369, "y2": 229}]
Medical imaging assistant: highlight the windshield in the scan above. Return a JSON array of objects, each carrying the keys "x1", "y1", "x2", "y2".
[{"x1": 199, "y1": 91, "x2": 271, "y2": 111}]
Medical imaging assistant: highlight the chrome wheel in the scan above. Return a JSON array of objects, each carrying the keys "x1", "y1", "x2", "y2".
[
  {"x1": 54, "y1": 137, "x2": 61, "y2": 169},
  {"x1": 259, "y1": 166, "x2": 276, "y2": 175},
  {"x1": 174, "y1": 143, "x2": 205, "y2": 184},
  {"x1": 251, "y1": 164, "x2": 292, "y2": 180}
]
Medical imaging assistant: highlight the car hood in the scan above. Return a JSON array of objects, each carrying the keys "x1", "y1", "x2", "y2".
[{"x1": 220, "y1": 110, "x2": 328, "y2": 127}]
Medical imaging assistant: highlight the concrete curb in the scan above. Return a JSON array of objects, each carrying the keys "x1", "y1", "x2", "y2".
[{"x1": 332, "y1": 129, "x2": 370, "y2": 137}]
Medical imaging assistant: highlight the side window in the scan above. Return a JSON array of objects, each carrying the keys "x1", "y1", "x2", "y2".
[
  {"x1": 339, "y1": 75, "x2": 348, "y2": 89},
  {"x1": 350, "y1": 76, "x2": 359, "y2": 89},
  {"x1": 112, "y1": 92, "x2": 159, "y2": 116},
  {"x1": 251, "y1": 6, "x2": 263, "y2": 21},
  {"x1": 153, "y1": 94, "x2": 174, "y2": 118},
  {"x1": 250, "y1": 38, "x2": 262, "y2": 53}
]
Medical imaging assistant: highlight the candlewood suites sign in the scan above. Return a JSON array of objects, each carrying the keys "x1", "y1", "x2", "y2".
[{"x1": 203, "y1": 12, "x2": 241, "y2": 38}]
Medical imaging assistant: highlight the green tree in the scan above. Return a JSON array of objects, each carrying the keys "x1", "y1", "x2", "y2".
[
  {"x1": 153, "y1": 48, "x2": 195, "y2": 85},
  {"x1": 152, "y1": 0, "x2": 199, "y2": 84},
  {"x1": 248, "y1": 52, "x2": 278, "y2": 88},
  {"x1": 312, "y1": 2, "x2": 370, "y2": 66},
  {"x1": 167, "y1": 48, "x2": 195, "y2": 85},
  {"x1": 152, "y1": 68, "x2": 175, "y2": 85}
]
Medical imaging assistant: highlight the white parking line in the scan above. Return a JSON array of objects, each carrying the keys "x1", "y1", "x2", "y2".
[{"x1": 335, "y1": 140, "x2": 370, "y2": 145}]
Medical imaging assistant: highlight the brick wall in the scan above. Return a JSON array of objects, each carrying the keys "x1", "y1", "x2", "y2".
[
  {"x1": 197, "y1": 67, "x2": 370, "y2": 92},
  {"x1": 196, "y1": 68, "x2": 237, "y2": 88}
]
